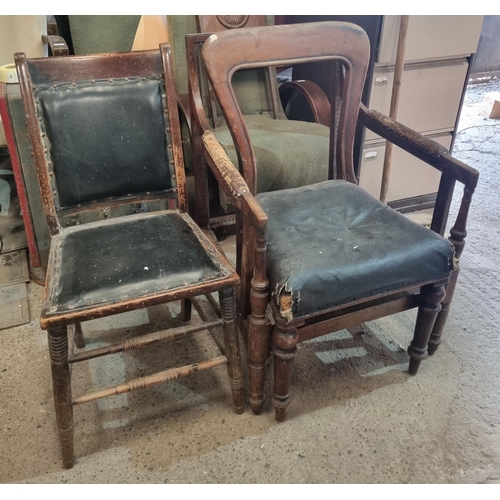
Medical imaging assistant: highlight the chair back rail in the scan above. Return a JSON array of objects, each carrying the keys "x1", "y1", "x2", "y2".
[{"x1": 201, "y1": 21, "x2": 370, "y2": 194}]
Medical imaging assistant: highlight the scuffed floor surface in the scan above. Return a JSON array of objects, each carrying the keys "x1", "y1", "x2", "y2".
[{"x1": 1, "y1": 81, "x2": 500, "y2": 484}]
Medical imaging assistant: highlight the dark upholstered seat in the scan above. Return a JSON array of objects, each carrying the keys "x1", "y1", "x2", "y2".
[
  {"x1": 43, "y1": 211, "x2": 231, "y2": 319},
  {"x1": 257, "y1": 180, "x2": 454, "y2": 319}
]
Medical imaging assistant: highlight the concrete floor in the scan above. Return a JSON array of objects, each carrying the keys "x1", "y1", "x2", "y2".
[{"x1": 1, "y1": 81, "x2": 500, "y2": 484}]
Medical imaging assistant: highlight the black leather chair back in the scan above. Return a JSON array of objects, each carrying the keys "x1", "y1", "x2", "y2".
[
  {"x1": 28, "y1": 65, "x2": 174, "y2": 209},
  {"x1": 33, "y1": 76, "x2": 173, "y2": 208}
]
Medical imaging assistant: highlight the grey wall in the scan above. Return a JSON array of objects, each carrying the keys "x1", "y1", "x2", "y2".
[{"x1": 471, "y1": 16, "x2": 500, "y2": 75}]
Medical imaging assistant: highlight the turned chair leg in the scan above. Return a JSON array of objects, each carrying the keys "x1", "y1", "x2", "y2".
[
  {"x1": 74, "y1": 322, "x2": 85, "y2": 349},
  {"x1": 273, "y1": 324, "x2": 299, "y2": 422},
  {"x1": 248, "y1": 278, "x2": 271, "y2": 415},
  {"x1": 428, "y1": 271, "x2": 458, "y2": 355},
  {"x1": 219, "y1": 288, "x2": 244, "y2": 414},
  {"x1": 180, "y1": 298, "x2": 192, "y2": 322},
  {"x1": 48, "y1": 326, "x2": 75, "y2": 469},
  {"x1": 408, "y1": 283, "x2": 447, "y2": 376}
]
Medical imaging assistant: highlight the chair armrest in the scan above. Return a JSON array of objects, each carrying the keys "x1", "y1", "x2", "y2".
[
  {"x1": 358, "y1": 103, "x2": 478, "y2": 190},
  {"x1": 42, "y1": 35, "x2": 69, "y2": 57},
  {"x1": 279, "y1": 80, "x2": 331, "y2": 126},
  {"x1": 202, "y1": 130, "x2": 268, "y2": 319}
]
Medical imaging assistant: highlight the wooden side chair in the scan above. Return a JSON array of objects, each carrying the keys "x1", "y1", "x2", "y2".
[
  {"x1": 199, "y1": 22, "x2": 479, "y2": 421},
  {"x1": 15, "y1": 45, "x2": 243, "y2": 469}
]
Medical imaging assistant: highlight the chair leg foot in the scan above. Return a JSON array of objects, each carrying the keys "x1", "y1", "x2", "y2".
[
  {"x1": 219, "y1": 288, "x2": 244, "y2": 414},
  {"x1": 428, "y1": 272, "x2": 458, "y2": 356},
  {"x1": 274, "y1": 405, "x2": 287, "y2": 423},
  {"x1": 273, "y1": 325, "x2": 298, "y2": 423},
  {"x1": 48, "y1": 326, "x2": 75, "y2": 469},
  {"x1": 408, "y1": 283, "x2": 447, "y2": 375},
  {"x1": 408, "y1": 358, "x2": 421, "y2": 376}
]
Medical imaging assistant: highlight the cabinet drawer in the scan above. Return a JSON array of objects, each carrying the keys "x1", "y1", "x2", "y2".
[
  {"x1": 378, "y1": 15, "x2": 483, "y2": 64},
  {"x1": 359, "y1": 133, "x2": 452, "y2": 203},
  {"x1": 365, "y1": 60, "x2": 468, "y2": 142}
]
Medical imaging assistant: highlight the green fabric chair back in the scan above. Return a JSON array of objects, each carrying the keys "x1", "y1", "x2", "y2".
[
  {"x1": 168, "y1": 15, "x2": 276, "y2": 118},
  {"x1": 68, "y1": 15, "x2": 141, "y2": 55}
]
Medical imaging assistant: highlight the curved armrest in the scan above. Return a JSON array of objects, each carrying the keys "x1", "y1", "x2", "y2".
[
  {"x1": 202, "y1": 130, "x2": 268, "y2": 319},
  {"x1": 42, "y1": 35, "x2": 69, "y2": 57},
  {"x1": 358, "y1": 103, "x2": 478, "y2": 190},
  {"x1": 279, "y1": 80, "x2": 331, "y2": 126}
]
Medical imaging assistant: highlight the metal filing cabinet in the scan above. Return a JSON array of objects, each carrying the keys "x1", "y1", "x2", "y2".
[{"x1": 358, "y1": 15, "x2": 484, "y2": 209}]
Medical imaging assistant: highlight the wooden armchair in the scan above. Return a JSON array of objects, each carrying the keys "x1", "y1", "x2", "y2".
[
  {"x1": 199, "y1": 22, "x2": 479, "y2": 421},
  {"x1": 15, "y1": 46, "x2": 243, "y2": 468},
  {"x1": 178, "y1": 15, "x2": 332, "y2": 231}
]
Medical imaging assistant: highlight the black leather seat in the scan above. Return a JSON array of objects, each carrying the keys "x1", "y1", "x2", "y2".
[
  {"x1": 257, "y1": 180, "x2": 454, "y2": 319},
  {"x1": 43, "y1": 211, "x2": 231, "y2": 318}
]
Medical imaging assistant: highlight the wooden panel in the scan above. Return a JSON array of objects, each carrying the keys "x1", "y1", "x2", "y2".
[
  {"x1": 0, "y1": 250, "x2": 29, "y2": 286},
  {"x1": 0, "y1": 283, "x2": 30, "y2": 329}
]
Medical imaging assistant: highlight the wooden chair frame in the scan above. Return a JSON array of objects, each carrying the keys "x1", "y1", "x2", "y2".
[
  {"x1": 16, "y1": 45, "x2": 244, "y2": 468},
  {"x1": 198, "y1": 22, "x2": 479, "y2": 421}
]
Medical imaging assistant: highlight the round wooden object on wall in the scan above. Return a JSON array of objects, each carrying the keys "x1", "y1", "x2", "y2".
[{"x1": 216, "y1": 16, "x2": 249, "y2": 29}]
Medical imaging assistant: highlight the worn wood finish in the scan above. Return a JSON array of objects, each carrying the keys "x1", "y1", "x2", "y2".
[
  {"x1": 297, "y1": 294, "x2": 420, "y2": 343},
  {"x1": 73, "y1": 357, "x2": 228, "y2": 405},
  {"x1": 160, "y1": 44, "x2": 188, "y2": 214},
  {"x1": 428, "y1": 271, "x2": 458, "y2": 355},
  {"x1": 17, "y1": 48, "x2": 245, "y2": 467},
  {"x1": 247, "y1": 225, "x2": 271, "y2": 415},
  {"x1": 431, "y1": 173, "x2": 456, "y2": 236},
  {"x1": 200, "y1": 21, "x2": 479, "y2": 422},
  {"x1": 408, "y1": 282, "x2": 448, "y2": 375},
  {"x1": 358, "y1": 104, "x2": 479, "y2": 190},
  {"x1": 69, "y1": 320, "x2": 222, "y2": 363},
  {"x1": 273, "y1": 324, "x2": 299, "y2": 422},
  {"x1": 48, "y1": 326, "x2": 74, "y2": 469},
  {"x1": 219, "y1": 288, "x2": 244, "y2": 413}
]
